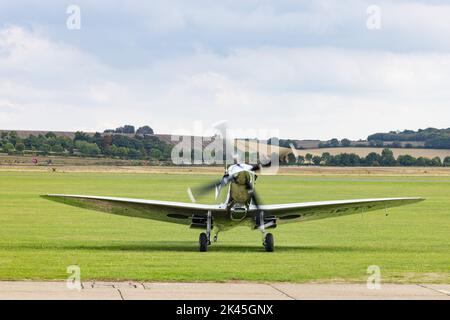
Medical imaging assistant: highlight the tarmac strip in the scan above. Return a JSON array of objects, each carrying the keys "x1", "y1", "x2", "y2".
[{"x1": 0, "y1": 281, "x2": 449, "y2": 300}]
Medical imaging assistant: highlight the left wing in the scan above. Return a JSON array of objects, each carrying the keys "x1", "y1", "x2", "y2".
[
  {"x1": 252, "y1": 197, "x2": 424, "y2": 224},
  {"x1": 41, "y1": 194, "x2": 226, "y2": 225}
]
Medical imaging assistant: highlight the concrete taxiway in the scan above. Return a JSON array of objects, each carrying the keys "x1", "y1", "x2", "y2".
[{"x1": 0, "y1": 281, "x2": 449, "y2": 300}]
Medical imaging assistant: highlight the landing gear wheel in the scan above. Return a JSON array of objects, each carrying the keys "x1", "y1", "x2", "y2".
[
  {"x1": 199, "y1": 232, "x2": 208, "y2": 252},
  {"x1": 264, "y1": 233, "x2": 274, "y2": 252}
]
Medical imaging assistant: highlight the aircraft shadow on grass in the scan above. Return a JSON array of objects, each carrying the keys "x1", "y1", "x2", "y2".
[{"x1": 4, "y1": 241, "x2": 406, "y2": 253}]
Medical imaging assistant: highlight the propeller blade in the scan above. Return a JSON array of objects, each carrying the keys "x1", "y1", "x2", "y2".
[
  {"x1": 187, "y1": 187, "x2": 196, "y2": 203},
  {"x1": 187, "y1": 174, "x2": 232, "y2": 202},
  {"x1": 250, "y1": 161, "x2": 272, "y2": 172},
  {"x1": 245, "y1": 180, "x2": 267, "y2": 229},
  {"x1": 245, "y1": 181, "x2": 261, "y2": 210},
  {"x1": 214, "y1": 185, "x2": 220, "y2": 199}
]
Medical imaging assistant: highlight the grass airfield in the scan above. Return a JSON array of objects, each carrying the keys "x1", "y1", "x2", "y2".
[{"x1": 0, "y1": 168, "x2": 449, "y2": 283}]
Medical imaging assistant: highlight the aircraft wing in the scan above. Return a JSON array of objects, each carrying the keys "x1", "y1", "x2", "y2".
[
  {"x1": 41, "y1": 194, "x2": 226, "y2": 226},
  {"x1": 254, "y1": 197, "x2": 424, "y2": 224}
]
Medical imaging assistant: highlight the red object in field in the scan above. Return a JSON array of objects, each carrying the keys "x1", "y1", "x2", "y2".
[{"x1": 32, "y1": 158, "x2": 38, "y2": 165}]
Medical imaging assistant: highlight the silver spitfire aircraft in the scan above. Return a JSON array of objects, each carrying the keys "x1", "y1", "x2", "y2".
[{"x1": 42, "y1": 163, "x2": 424, "y2": 252}]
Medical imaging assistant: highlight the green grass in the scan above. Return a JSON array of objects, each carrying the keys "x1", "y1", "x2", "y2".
[{"x1": 0, "y1": 171, "x2": 449, "y2": 283}]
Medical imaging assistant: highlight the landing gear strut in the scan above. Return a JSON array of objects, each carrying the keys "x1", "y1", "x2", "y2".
[{"x1": 199, "y1": 211, "x2": 212, "y2": 252}]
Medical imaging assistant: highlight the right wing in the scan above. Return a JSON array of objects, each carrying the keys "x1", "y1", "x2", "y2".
[
  {"x1": 254, "y1": 197, "x2": 424, "y2": 224},
  {"x1": 41, "y1": 194, "x2": 226, "y2": 226}
]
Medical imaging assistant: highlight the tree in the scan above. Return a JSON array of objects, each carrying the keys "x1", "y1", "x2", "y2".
[
  {"x1": 443, "y1": 156, "x2": 450, "y2": 167},
  {"x1": 15, "y1": 143, "x2": 25, "y2": 152},
  {"x1": 45, "y1": 132, "x2": 56, "y2": 139},
  {"x1": 139, "y1": 147, "x2": 148, "y2": 159},
  {"x1": 365, "y1": 152, "x2": 381, "y2": 166},
  {"x1": 297, "y1": 155, "x2": 305, "y2": 165},
  {"x1": 329, "y1": 138, "x2": 340, "y2": 147},
  {"x1": 0, "y1": 127, "x2": 172, "y2": 161},
  {"x1": 51, "y1": 145, "x2": 64, "y2": 153},
  {"x1": 430, "y1": 157, "x2": 442, "y2": 167},
  {"x1": 115, "y1": 147, "x2": 129, "y2": 158},
  {"x1": 312, "y1": 156, "x2": 321, "y2": 166},
  {"x1": 123, "y1": 125, "x2": 135, "y2": 134},
  {"x1": 381, "y1": 148, "x2": 396, "y2": 166},
  {"x1": 74, "y1": 131, "x2": 91, "y2": 142},
  {"x1": 115, "y1": 125, "x2": 135, "y2": 134},
  {"x1": 8, "y1": 131, "x2": 18, "y2": 145},
  {"x1": 136, "y1": 125, "x2": 154, "y2": 135},
  {"x1": 368, "y1": 128, "x2": 450, "y2": 149},
  {"x1": 341, "y1": 138, "x2": 351, "y2": 147},
  {"x1": 41, "y1": 143, "x2": 51, "y2": 154},
  {"x1": 128, "y1": 148, "x2": 140, "y2": 159},
  {"x1": 337, "y1": 153, "x2": 361, "y2": 166},
  {"x1": 415, "y1": 157, "x2": 430, "y2": 167},
  {"x1": 150, "y1": 148, "x2": 163, "y2": 159},
  {"x1": 101, "y1": 135, "x2": 113, "y2": 151},
  {"x1": 287, "y1": 153, "x2": 297, "y2": 165},
  {"x1": 397, "y1": 155, "x2": 416, "y2": 166},
  {"x1": 305, "y1": 153, "x2": 313, "y2": 164},
  {"x1": 321, "y1": 152, "x2": 332, "y2": 163},
  {"x1": 3, "y1": 142, "x2": 14, "y2": 153},
  {"x1": 75, "y1": 141, "x2": 100, "y2": 156}
]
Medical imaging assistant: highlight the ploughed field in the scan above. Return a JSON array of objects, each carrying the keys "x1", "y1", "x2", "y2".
[{"x1": 0, "y1": 171, "x2": 448, "y2": 283}]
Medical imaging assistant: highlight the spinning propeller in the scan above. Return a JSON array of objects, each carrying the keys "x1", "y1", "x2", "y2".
[
  {"x1": 186, "y1": 120, "x2": 275, "y2": 227},
  {"x1": 187, "y1": 161, "x2": 271, "y2": 223}
]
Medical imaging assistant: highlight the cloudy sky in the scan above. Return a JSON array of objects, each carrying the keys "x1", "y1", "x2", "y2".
[{"x1": 1, "y1": 0, "x2": 450, "y2": 140}]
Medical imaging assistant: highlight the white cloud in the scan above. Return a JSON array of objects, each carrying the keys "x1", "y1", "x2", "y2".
[{"x1": 1, "y1": 21, "x2": 450, "y2": 140}]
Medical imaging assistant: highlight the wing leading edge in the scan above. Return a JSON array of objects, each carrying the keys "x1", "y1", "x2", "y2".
[
  {"x1": 253, "y1": 197, "x2": 424, "y2": 224},
  {"x1": 41, "y1": 194, "x2": 226, "y2": 225}
]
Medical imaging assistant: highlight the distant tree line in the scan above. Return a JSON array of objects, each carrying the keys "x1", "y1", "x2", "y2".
[
  {"x1": 103, "y1": 125, "x2": 154, "y2": 135},
  {"x1": 312, "y1": 128, "x2": 450, "y2": 150},
  {"x1": 318, "y1": 138, "x2": 417, "y2": 149},
  {"x1": 368, "y1": 128, "x2": 450, "y2": 149},
  {"x1": 282, "y1": 148, "x2": 450, "y2": 167},
  {"x1": 268, "y1": 138, "x2": 353, "y2": 149},
  {"x1": 318, "y1": 138, "x2": 352, "y2": 148},
  {"x1": 0, "y1": 125, "x2": 171, "y2": 161},
  {"x1": 2, "y1": 128, "x2": 450, "y2": 167},
  {"x1": 268, "y1": 138, "x2": 296, "y2": 149}
]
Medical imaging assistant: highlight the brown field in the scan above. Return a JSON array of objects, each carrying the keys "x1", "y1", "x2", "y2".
[
  {"x1": 2, "y1": 150, "x2": 450, "y2": 176},
  {"x1": 0, "y1": 154, "x2": 136, "y2": 166},
  {"x1": 276, "y1": 166, "x2": 450, "y2": 176},
  {"x1": 2, "y1": 164, "x2": 450, "y2": 176},
  {"x1": 0, "y1": 165, "x2": 221, "y2": 174},
  {"x1": 296, "y1": 147, "x2": 450, "y2": 159}
]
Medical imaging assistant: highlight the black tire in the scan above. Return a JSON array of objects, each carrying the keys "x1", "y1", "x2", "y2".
[
  {"x1": 199, "y1": 232, "x2": 208, "y2": 252},
  {"x1": 264, "y1": 233, "x2": 274, "y2": 252}
]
